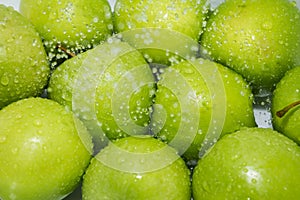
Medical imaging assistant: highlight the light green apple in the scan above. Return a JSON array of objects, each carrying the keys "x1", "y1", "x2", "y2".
[
  {"x1": 48, "y1": 39, "x2": 155, "y2": 150},
  {"x1": 20, "y1": 0, "x2": 113, "y2": 67},
  {"x1": 272, "y1": 66, "x2": 300, "y2": 145},
  {"x1": 82, "y1": 136, "x2": 191, "y2": 200},
  {"x1": 0, "y1": 5, "x2": 50, "y2": 109},
  {"x1": 151, "y1": 58, "x2": 256, "y2": 163},
  {"x1": 0, "y1": 97, "x2": 93, "y2": 200},
  {"x1": 192, "y1": 127, "x2": 300, "y2": 199},
  {"x1": 200, "y1": 0, "x2": 300, "y2": 92},
  {"x1": 113, "y1": 0, "x2": 209, "y2": 65}
]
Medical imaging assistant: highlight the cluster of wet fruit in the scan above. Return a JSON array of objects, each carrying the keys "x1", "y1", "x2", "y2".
[{"x1": 0, "y1": 0, "x2": 300, "y2": 199}]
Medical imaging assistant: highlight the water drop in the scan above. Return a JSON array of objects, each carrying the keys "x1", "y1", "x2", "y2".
[
  {"x1": 11, "y1": 147, "x2": 19, "y2": 154},
  {"x1": 202, "y1": 181, "x2": 210, "y2": 192},
  {"x1": 226, "y1": 184, "x2": 232, "y2": 192},
  {"x1": 93, "y1": 17, "x2": 99, "y2": 23},
  {"x1": 32, "y1": 39, "x2": 38, "y2": 47},
  {"x1": 251, "y1": 178, "x2": 257, "y2": 184},
  {"x1": 0, "y1": 135, "x2": 7, "y2": 143},
  {"x1": 34, "y1": 119, "x2": 42, "y2": 127},
  {"x1": 182, "y1": 68, "x2": 194, "y2": 75},
  {"x1": 16, "y1": 113, "x2": 22, "y2": 119},
  {"x1": 135, "y1": 174, "x2": 143, "y2": 180},
  {"x1": 262, "y1": 22, "x2": 273, "y2": 30},
  {"x1": 1, "y1": 75, "x2": 9, "y2": 86},
  {"x1": 107, "y1": 24, "x2": 113, "y2": 30}
]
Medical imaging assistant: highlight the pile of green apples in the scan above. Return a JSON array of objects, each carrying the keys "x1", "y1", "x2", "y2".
[{"x1": 0, "y1": 0, "x2": 300, "y2": 199}]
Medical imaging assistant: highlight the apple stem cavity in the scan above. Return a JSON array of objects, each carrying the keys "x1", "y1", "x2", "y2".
[
  {"x1": 57, "y1": 44, "x2": 76, "y2": 57},
  {"x1": 276, "y1": 100, "x2": 300, "y2": 118}
]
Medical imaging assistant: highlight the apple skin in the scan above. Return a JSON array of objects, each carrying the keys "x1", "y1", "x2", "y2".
[
  {"x1": 151, "y1": 58, "x2": 256, "y2": 163},
  {"x1": 0, "y1": 5, "x2": 50, "y2": 109},
  {"x1": 113, "y1": 0, "x2": 209, "y2": 65},
  {"x1": 200, "y1": 0, "x2": 300, "y2": 92},
  {"x1": 0, "y1": 97, "x2": 93, "y2": 200},
  {"x1": 82, "y1": 136, "x2": 191, "y2": 200},
  {"x1": 272, "y1": 66, "x2": 300, "y2": 145},
  {"x1": 192, "y1": 127, "x2": 300, "y2": 200},
  {"x1": 48, "y1": 39, "x2": 155, "y2": 145},
  {"x1": 20, "y1": 0, "x2": 113, "y2": 67}
]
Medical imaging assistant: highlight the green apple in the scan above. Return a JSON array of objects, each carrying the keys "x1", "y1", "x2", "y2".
[
  {"x1": 151, "y1": 58, "x2": 256, "y2": 163},
  {"x1": 0, "y1": 5, "x2": 50, "y2": 109},
  {"x1": 82, "y1": 136, "x2": 191, "y2": 200},
  {"x1": 200, "y1": 0, "x2": 300, "y2": 92},
  {"x1": 192, "y1": 127, "x2": 300, "y2": 199},
  {"x1": 0, "y1": 97, "x2": 92, "y2": 200},
  {"x1": 113, "y1": 0, "x2": 209, "y2": 65},
  {"x1": 48, "y1": 39, "x2": 155, "y2": 150},
  {"x1": 20, "y1": 0, "x2": 113, "y2": 67},
  {"x1": 272, "y1": 66, "x2": 300, "y2": 145}
]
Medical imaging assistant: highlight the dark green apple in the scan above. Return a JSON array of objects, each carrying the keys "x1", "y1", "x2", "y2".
[
  {"x1": 272, "y1": 66, "x2": 300, "y2": 145},
  {"x1": 201, "y1": 0, "x2": 300, "y2": 92},
  {"x1": 151, "y1": 58, "x2": 256, "y2": 163},
  {"x1": 0, "y1": 5, "x2": 50, "y2": 109},
  {"x1": 192, "y1": 127, "x2": 300, "y2": 199},
  {"x1": 0, "y1": 97, "x2": 92, "y2": 200},
  {"x1": 113, "y1": 0, "x2": 209, "y2": 65},
  {"x1": 48, "y1": 39, "x2": 155, "y2": 151},
  {"x1": 82, "y1": 136, "x2": 191, "y2": 200},
  {"x1": 20, "y1": 0, "x2": 113, "y2": 67}
]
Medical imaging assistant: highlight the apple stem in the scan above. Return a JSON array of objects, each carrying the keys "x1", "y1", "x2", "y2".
[
  {"x1": 57, "y1": 44, "x2": 76, "y2": 57},
  {"x1": 276, "y1": 100, "x2": 300, "y2": 118}
]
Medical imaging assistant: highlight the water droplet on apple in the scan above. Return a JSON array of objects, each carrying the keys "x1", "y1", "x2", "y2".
[
  {"x1": 16, "y1": 113, "x2": 22, "y2": 119},
  {"x1": 118, "y1": 157, "x2": 125, "y2": 164},
  {"x1": 231, "y1": 154, "x2": 241, "y2": 161},
  {"x1": 32, "y1": 38, "x2": 38, "y2": 47},
  {"x1": 202, "y1": 181, "x2": 211, "y2": 192},
  {"x1": 182, "y1": 67, "x2": 194, "y2": 75},
  {"x1": 135, "y1": 174, "x2": 143, "y2": 181},
  {"x1": 251, "y1": 178, "x2": 257, "y2": 184},
  {"x1": 93, "y1": 17, "x2": 99, "y2": 23},
  {"x1": 261, "y1": 22, "x2": 273, "y2": 30},
  {"x1": 1, "y1": 75, "x2": 9, "y2": 86},
  {"x1": 0, "y1": 135, "x2": 7, "y2": 143},
  {"x1": 226, "y1": 184, "x2": 232, "y2": 192},
  {"x1": 11, "y1": 147, "x2": 19, "y2": 154},
  {"x1": 34, "y1": 119, "x2": 42, "y2": 127}
]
